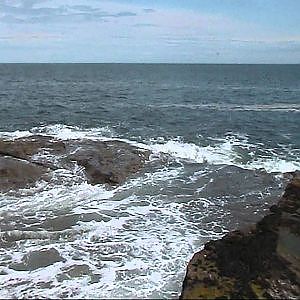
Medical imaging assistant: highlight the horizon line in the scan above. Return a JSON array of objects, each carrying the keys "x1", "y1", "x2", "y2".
[{"x1": 0, "y1": 62, "x2": 299, "y2": 65}]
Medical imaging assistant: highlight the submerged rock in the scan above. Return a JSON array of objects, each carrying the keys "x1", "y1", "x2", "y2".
[
  {"x1": 180, "y1": 172, "x2": 300, "y2": 299},
  {"x1": 10, "y1": 248, "x2": 65, "y2": 271},
  {"x1": 0, "y1": 136, "x2": 149, "y2": 191},
  {"x1": 56, "y1": 264, "x2": 101, "y2": 283}
]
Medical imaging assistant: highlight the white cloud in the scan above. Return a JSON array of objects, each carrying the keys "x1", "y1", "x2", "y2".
[{"x1": 0, "y1": 0, "x2": 299, "y2": 63}]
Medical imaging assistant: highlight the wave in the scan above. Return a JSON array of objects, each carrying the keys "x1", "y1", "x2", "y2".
[
  {"x1": 149, "y1": 139, "x2": 241, "y2": 165},
  {"x1": 0, "y1": 124, "x2": 299, "y2": 174},
  {"x1": 147, "y1": 103, "x2": 300, "y2": 112},
  {"x1": 148, "y1": 139, "x2": 300, "y2": 173},
  {"x1": 0, "y1": 124, "x2": 294, "y2": 298},
  {"x1": 0, "y1": 165, "x2": 207, "y2": 299},
  {"x1": 0, "y1": 124, "x2": 117, "y2": 141}
]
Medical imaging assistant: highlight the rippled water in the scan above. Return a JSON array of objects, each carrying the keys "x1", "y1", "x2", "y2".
[{"x1": 0, "y1": 64, "x2": 299, "y2": 298}]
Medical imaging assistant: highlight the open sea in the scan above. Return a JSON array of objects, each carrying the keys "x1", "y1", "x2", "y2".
[{"x1": 0, "y1": 64, "x2": 300, "y2": 298}]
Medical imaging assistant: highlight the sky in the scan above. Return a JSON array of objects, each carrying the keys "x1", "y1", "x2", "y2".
[{"x1": 0, "y1": 0, "x2": 299, "y2": 63}]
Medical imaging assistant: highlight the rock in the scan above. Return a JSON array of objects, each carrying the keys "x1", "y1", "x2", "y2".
[
  {"x1": 56, "y1": 264, "x2": 101, "y2": 284},
  {"x1": 67, "y1": 140, "x2": 149, "y2": 185},
  {"x1": 180, "y1": 172, "x2": 300, "y2": 299},
  {"x1": 56, "y1": 264, "x2": 92, "y2": 282},
  {"x1": 0, "y1": 156, "x2": 49, "y2": 192},
  {"x1": 0, "y1": 135, "x2": 66, "y2": 162},
  {"x1": 0, "y1": 136, "x2": 149, "y2": 191},
  {"x1": 63, "y1": 264, "x2": 91, "y2": 278},
  {"x1": 10, "y1": 248, "x2": 65, "y2": 271}
]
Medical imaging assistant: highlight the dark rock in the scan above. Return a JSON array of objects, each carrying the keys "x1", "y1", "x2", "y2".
[
  {"x1": 56, "y1": 264, "x2": 101, "y2": 284},
  {"x1": 0, "y1": 135, "x2": 66, "y2": 162},
  {"x1": 57, "y1": 264, "x2": 91, "y2": 281},
  {"x1": 10, "y1": 248, "x2": 65, "y2": 271},
  {"x1": 0, "y1": 268, "x2": 8, "y2": 275},
  {"x1": 180, "y1": 173, "x2": 300, "y2": 299},
  {"x1": 0, "y1": 136, "x2": 149, "y2": 191},
  {"x1": 67, "y1": 140, "x2": 149, "y2": 185},
  {"x1": 63, "y1": 264, "x2": 91, "y2": 278},
  {"x1": 0, "y1": 156, "x2": 49, "y2": 192},
  {"x1": 40, "y1": 212, "x2": 111, "y2": 232}
]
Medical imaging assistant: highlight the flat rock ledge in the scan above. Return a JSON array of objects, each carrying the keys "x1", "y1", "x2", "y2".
[
  {"x1": 0, "y1": 135, "x2": 150, "y2": 192},
  {"x1": 180, "y1": 172, "x2": 300, "y2": 299}
]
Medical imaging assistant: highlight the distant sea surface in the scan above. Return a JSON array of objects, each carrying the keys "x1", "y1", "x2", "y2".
[{"x1": 0, "y1": 64, "x2": 300, "y2": 298}]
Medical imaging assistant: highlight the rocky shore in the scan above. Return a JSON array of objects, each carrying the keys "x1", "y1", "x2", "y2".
[
  {"x1": 180, "y1": 172, "x2": 300, "y2": 299},
  {"x1": 1, "y1": 135, "x2": 299, "y2": 299},
  {"x1": 0, "y1": 135, "x2": 149, "y2": 192}
]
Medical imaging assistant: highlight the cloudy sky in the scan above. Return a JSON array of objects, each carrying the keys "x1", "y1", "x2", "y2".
[{"x1": 0, "y1": 0, "x2": 299, "y2": 63}]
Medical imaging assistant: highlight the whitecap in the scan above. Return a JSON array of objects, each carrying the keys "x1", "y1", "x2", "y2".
[{"x1": 246, "y1": 157, "x2": 300, "y2": 173}]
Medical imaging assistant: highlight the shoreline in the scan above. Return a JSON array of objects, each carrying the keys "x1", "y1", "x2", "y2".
[{"x1": 180, "y1": 171, "x2": 300, "y2": 299}]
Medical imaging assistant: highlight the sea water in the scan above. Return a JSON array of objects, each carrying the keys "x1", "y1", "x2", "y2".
[{"x1": 0, "y1": 64, "x2": 299, "y2": 298}]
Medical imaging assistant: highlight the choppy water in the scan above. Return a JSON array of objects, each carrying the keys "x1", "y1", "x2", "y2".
[{"x1": 0, "y1": 64, "x2": 299, "y2": 298}]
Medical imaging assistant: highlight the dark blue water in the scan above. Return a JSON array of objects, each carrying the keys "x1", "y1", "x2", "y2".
[
  {"x1": 1, "y1": 64, "x2": 299, "y2": 146},
  {"x1": 0, "y1": 64, "x2": 299, "y2": 298}
]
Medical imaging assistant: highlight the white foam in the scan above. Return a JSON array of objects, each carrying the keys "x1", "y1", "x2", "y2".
[
  {"x1": 148, "y1": 138, "x2": 300, "y2": 173},
  {"x1": 247, "y1": 158, "x2": 300, "y2": 173},
  {"x1": 149, "y1": 139, "x2": 241, "y2": 165},
  {"x1": 0, "y1": 182, "x2": 115, "y2": 216},
  {"x1": 0, "y1": 124, "x2": 299, "y2": 174},
  {"x1": 147, "y1": 102, "x2": 300, "y2": 112},
  {"x1": 0, "y1": 163, "x2": 211, "y2": 298},
  {"x1": 0, "y1": 152, "x2": 285, "y2": 298},
  {"x1": 2, "y1": 124, "x2": 297, "y2": 298},
  {"x1": 0, "y1": 124, "x2": 116, "y2": 141},
  {"x1": 0, "y1": 129, "x2": 32, "y2": 140},
  {"x1": 31, "y1": 124, "x2": 117, "y2": 140}
]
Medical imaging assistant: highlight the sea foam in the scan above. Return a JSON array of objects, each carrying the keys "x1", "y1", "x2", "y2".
[{"x1": 0, "y1": 124, "x2": 299, "y2": 174}]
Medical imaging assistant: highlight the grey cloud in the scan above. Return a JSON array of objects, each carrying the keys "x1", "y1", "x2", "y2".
[
  {"x1": 271, "y1": 40, "x2": 300, "y2": 52},
  {"x1": 21, "y1": 0, "x2": 46, "y2": 9},
  {"x1": 284, "y1": 45, "x2": 300, "y2": 53},
  {"x1": 161, "y1": 36, "x2": 300, "y2": 57},
  {"x1": 133, "y1": 23, "x2": 158, "y2": 28},
  {"x1": 0, "y1": 1, "x2": 67, "y2": 17},
  {"x1": 143, "y1": 9, "x2": 155, "y2": 13},
  {"x1": 0, "y1": 0, "x2": 138, "y2": 24},
  {"x1": 0, "y1": 15, "x2": 25, "y2": 23},
  {"x1": 0, "y1": 33, "x2": 63, "y2": 41},
  {"x1": 22, "y1": 13, "x2": 108, "y2": 24},
  {"x1": 114, "y1": 11, "x2": 136, "y2": 17},
  {"x1": 160, "y1": 36, "x2": 201, "y2": 44},
  {"x1": 113, "y1": 35, "x2": 131, "y2": 40},
  {"x1": 0, "y1": 36, "x2": 13, "y2": 40},
  {"x1": 68, "y1": 5, "x2": 101, "y2": 13}
]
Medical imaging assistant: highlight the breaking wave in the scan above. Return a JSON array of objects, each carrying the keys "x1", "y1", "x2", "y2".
[
  {"x1": 147, "y1": 103, "x2": 300, "y2": 112},
  {"x1": 1, "y1": 124, "x2": 299, "y2": 174},
  {"x1": 0, "y1": 124, "x2": 295, "y2": 298}
]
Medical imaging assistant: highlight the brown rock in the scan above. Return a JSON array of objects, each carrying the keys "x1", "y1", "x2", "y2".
[
  {"x1": 67, "y1": 140, "x2": 149, "y2": 185},
  {"x1": 0, "y1": 136, "x2": 149, "y2": 191},
  {"x1": 180, "y1": 172, "x2": 300, "y2": 299},
  {"x1": 0, "y1": 156, "x2": 49, "y2": 192},
  {"x1": 0, "y1": 135, "x2": 66, "y2": 161}
]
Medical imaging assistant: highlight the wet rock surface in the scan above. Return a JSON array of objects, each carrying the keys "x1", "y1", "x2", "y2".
[
  {"x1": 0, "y1": 136, "x2": 150, "y2": 191},
  {"x1": 180, "y1": 172, "x2": 300, "y2": 299},
  {"x1": 56, "y1": 264, "x2": 100, "y2": 283},
  {"x1": 0, "y1": 156, "x2": 49, "y2": 192},
  {"x1": 67, "y1": 140, "x2": 149, "y2": 185},
  {"x1": 10, "y1": 248, "x2": 65, "y2": 271}
]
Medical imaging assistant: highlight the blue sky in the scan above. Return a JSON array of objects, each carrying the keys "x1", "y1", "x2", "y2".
[{"x1": 0, "y1": 0, "x2": 299, "y2": 63}]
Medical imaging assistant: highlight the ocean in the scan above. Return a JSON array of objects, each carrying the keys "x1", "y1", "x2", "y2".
[{"x1": 0, "y1": 64, "x2": 299, "y2": 298}]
